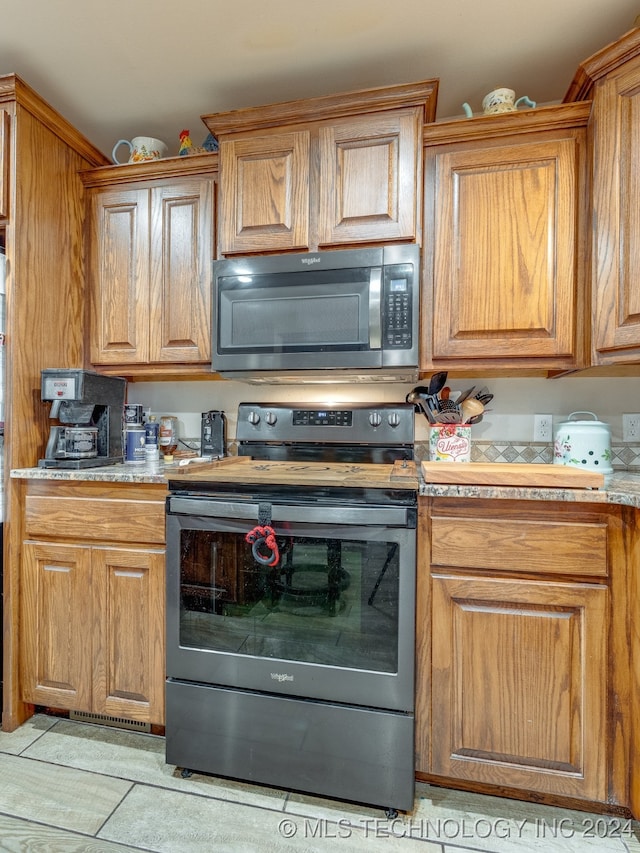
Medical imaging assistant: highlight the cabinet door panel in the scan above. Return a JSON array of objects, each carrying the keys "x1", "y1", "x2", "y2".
[
  {"x1": 592, "y1": 65, "x2": 640, "y2": 362},
  {"x1": 20, "y1": 542, "x2": 92, "y2": 710},
  {"x1": 150, "y1": 179, "x2": 213, "y2": 362},
  {"x1": 0, "y1": 108, "x2": 10, "y2": 219},
  {"x1": 93, "y1": 547, "x2": 165, "y2": 724},
  {"x1": 219, "y1": 132, "x2": 310, "y2": 253},
  {"x1": 318, "y1": 109, "x2": 420, "y2": 245},
  {"x1": 89, "y1": 188, "x2": 150, "y2": 363},
  {"x1": 428, "y1": 136, "x2": 579, "y2": 363},
  {"x1": 431, "y1": 573, "x2": 607, "y2": 801}
]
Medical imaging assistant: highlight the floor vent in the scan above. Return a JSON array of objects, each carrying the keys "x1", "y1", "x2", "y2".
[{"x1": 69, "y1": 711, "x2": 151, "y2": 733}]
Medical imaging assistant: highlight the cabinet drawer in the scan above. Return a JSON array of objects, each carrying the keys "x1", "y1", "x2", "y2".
[
  {"x1": 25, "y1": 495, "x2": 165, "y2": 545},
  {"x1": 431, "y1": 515, "x2": 607, "y2": 577}
]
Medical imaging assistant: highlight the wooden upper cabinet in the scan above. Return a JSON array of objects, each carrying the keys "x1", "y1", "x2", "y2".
[
  {"x1": 0, "y1": 108, "x2": 10, "y2": 219},
  {"x1": 83, "y1": 158, "x2": 216, "y2": 369},
  {"x1": 317, "y1": 110, "x2": 421, "y2": 246},
  {"x1": 150, "y1": 180, "x2": 214, "y2": 363},
  {"x1": 219, "y1": 130, "x2": 310, "y2": 253},
  {"x1": 564, "y1": 26, "x2": 640, "y2": 365},
  {"x1": 421, "y1": 104, "x2": 590, "y2": 371},
  {"x1": 88, "y1": 186, "x2": 150, "y2": 364},
  {"x1": 203, "y1": 80, "x2": 438, "y2": 255},
  {"x1": 588, "y1": 50, "x2": 640, "y2": 363}
]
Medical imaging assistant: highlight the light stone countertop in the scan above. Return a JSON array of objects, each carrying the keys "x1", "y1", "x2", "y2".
[
  {"x1": 420, "y1": 469, "x2": 640, "y2": 507},
  {"x1": 11, "y1": 464, "x2": 640, "y2": 509},
  {"x1": 10, "y1": 463, "x2": 170, "y2": 485}
]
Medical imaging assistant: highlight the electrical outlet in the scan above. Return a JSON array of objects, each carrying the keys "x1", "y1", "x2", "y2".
[
  {"x1": 534, "y1": 414, "x2": 553, "y2": 442},
  {"x1": 623, "y1": 413, "x2": 640, "y2": 441}
]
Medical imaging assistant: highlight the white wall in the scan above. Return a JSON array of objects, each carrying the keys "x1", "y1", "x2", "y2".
[{"x1": 128, "y1": 376, "x2": 640, "y2": 445}]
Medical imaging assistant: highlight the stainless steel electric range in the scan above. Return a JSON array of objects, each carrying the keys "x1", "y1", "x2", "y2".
[{"x1": 165, "y1": 402, "x2": 418, "y2": 814}]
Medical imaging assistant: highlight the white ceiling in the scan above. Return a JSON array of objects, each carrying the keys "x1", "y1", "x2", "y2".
[{"x1": 2, "y1": 1, "x2": 639, "y2": 159}]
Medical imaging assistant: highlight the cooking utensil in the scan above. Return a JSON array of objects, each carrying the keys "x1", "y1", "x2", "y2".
[
  {"x1": 460, "y1": 397, "x2": 485, "y2": 423},
  {"x1": 472, "y1": 386, "x2": 493, "y2": 405},
  {"x1": 455, "y1": 386, "x2": 476, "y2": 405},
  {"x1": 435, "y1": 411, "x2": 460, "y2": 423},
  {"x1": 406, "y1": 391, "x2": 437, "y2": 424},
  {"x1": 428, "y1": 371, "x2": 448, "y2": 397},
  {"x1": 437, "y1": 386, "x2": 459, "y2": 417}
]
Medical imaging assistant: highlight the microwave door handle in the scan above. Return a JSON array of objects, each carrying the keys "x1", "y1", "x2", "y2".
[{"x1": 369, "y1": 267, "x2": 382, "y2": 349}]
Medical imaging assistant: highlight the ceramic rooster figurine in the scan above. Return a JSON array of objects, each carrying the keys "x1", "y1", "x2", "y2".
[{"x1": 179, "y1": 129, "x2": 193, "y2": 156}]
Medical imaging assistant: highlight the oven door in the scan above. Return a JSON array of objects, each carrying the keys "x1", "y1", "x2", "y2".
[{"x1": 166, "y1": 497, "x2": 416, "y2": 712}]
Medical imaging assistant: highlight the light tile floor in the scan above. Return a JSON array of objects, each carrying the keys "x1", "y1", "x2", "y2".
[{"x1": 0, "y1": 714, "x2": 638, "y2": 852}]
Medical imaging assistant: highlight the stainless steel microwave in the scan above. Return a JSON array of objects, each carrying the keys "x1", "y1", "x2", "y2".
[{"x1": 211, "y1": 244, "x2": 420, "y2": 383}]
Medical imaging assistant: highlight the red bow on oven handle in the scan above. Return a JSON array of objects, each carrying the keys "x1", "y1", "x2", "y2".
[{"x1": 245, "y1": 524, "x2": 280, "y2": 567}]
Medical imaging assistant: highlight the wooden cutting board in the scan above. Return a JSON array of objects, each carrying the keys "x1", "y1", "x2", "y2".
[
  {"x1": 421, "y1": 461, "x2": 605, "y2": 489},
  {"x1": 168, "y1": 457, "x2": 418, "y2": 489}
]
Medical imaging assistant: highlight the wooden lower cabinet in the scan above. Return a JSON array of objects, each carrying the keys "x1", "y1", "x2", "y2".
[
  {"x1": 21, "y1": 543, "x2": 164, "y2": 723},
  {"x1": 430, "y1": 572, "x2": 607, "y2": 800},
  {"x1": 416, "y1": 498, "x2": 632, "y2": 810},
  {"x1": 19, "y1": 481, "x2": 166, "y2": 726}
]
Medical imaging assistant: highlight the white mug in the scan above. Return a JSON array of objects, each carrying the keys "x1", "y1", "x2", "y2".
[{"x1": 112, "y1": 136, "x2": 168, "y2": 165}]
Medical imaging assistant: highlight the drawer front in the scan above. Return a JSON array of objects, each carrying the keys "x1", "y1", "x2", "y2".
[
  {"x1": 25, "y1": 495, "x2": 166, "y2": 545},
  {"x1": 431, "y1": 515, "x2": 607, "y2": 577}
]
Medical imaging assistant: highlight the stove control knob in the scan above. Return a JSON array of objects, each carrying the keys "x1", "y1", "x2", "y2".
[
  {"x1": 369, "y1": 412, "x2": 382, "y2": 428},
  {"x1": 387, "y1": 412, "x2": 401, "y2": 427},
  {"x1": 247, "y1": 410, "x2": 261, "y2": 425},
  {"x1": 265, "y1": 411, "x2": 277, "y2": 426}
]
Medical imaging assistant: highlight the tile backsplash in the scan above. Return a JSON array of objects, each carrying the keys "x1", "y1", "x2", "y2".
[{"x1": 415, "y1": 440, "x2": 640, "y2": 471}]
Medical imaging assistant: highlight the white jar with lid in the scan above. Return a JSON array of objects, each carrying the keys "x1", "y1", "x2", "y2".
[{"x1": 553, "y1": 412, "x2": 613, "y2": 473}]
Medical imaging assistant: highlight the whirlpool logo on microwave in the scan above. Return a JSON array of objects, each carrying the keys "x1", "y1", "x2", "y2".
[
  {"x1": 271, "y1": 672, "x2": 295, "y2": 682},
  {"x1": 301, "y1": 256, "x2": 321, "y2": 265}
]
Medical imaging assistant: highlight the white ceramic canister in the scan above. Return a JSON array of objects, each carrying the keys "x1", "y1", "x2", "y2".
[{"x1": 553, "y1": 412, "x2": 613, "y2": 473}]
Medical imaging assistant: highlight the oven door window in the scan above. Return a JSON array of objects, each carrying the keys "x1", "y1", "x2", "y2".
[{"x1": 177, "y1": 526, "x2": 401, "y2": 673}]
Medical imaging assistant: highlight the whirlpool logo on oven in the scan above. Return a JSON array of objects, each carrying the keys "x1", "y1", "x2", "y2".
[{"x1": 271, "y1": 672, "x2": 295, "y2": 682}]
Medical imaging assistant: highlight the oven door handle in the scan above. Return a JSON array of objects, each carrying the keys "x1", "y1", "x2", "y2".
[{"x1": 168, "y1": 496, "x2": 412, "y2": 527}]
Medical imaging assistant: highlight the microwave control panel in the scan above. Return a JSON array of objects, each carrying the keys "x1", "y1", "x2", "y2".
[{"x1": 383, "y1": 265, "x2": 413, "y2": 349}]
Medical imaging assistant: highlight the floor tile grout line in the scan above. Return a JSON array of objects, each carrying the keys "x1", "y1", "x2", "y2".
[
  {"x1": 0, "y1": 808, "x2": 151, "y2": 852},
  {"x1": 0, "y1": 723, "x2": 58, "y2": 758},
  {"x1": 5, "y1": 748, "x2": 308, "y2": 819}
]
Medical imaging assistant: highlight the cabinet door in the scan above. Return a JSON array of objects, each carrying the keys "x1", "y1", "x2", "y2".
[
  {"x1": 20, "y1": 542, "x2": 92, "y2": 711},
  {"x1": 425, "y1": 135, "x2": 581, "y2": 367},
  {"x1": 219, "y1": 131, "x2": 310, "y2": 254},
  {"x1": 149, "y1": 178, "x2": 213, "y2": 362},
  {"x1": 88, "y1": 187, "x2": 150, "y2": 364},
  {"x1": 431, "y1": 573, "x2": 607, "y2": 801},
  {"x1": 0, "y1": 108, "x2": 10, "y2": 219},
  {"x1": 591, "y1": 63, "x2": 640, "y2": 363},
  {"x1": 92, "y1": 547, "x2": 165, "y2": 724},
  {"x1": 318, "y1": 108, "x2": 420, "y2": 245}
]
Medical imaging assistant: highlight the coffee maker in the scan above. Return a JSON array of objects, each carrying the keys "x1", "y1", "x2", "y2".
[{"x1": 39, "y1": 368, "x2": 126, "y2": 468}]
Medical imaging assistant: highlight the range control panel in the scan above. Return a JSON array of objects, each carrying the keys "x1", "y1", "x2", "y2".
[{"x1": 236, "y1": 403, "x2": 414, "y2": 445}]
